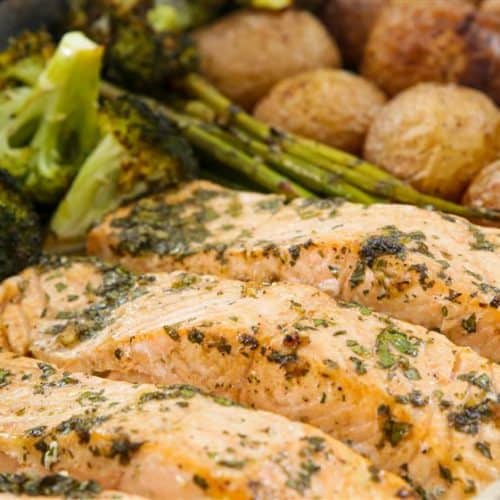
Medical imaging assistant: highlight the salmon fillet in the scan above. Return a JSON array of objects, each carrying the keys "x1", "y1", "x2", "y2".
[
  {"x1": 1, "y1": 258, "x2": 498, "y2": 499},
  {"x1": 0, "y1": 354, "x2": 411, "y2": 500},
  {"x1": 87, "y1": 181, "x2": 500, "y2": 361}
]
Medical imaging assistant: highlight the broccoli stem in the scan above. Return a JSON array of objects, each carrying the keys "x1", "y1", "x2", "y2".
[
  {"x1": 162, "y1": 107, "x2": 314, "y2": 199},
  {"x1": 34, "y1": 32, "x2": 102, "y2": 167},
  {"x1": 50, "y1": 134, "x2": 124, "y2": 239},
  {"x1": 182, "y1": 73, "x2": 500, "y2": 222}
]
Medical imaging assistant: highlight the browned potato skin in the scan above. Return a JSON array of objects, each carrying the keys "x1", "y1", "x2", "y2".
[
  {"x1": 463, "y1": 160, "x2": 500, "y2": 209},
  {"x1": 481, "y1": 0, "x2": 500, "y2": 14},
  {"x1": 194, "y1": 9, "x2": 341, "y2": 109},
  {"x1": 364, "y1": 83, "x2": 500, "y2": 200},
  {"x1": 361, "y1": 0, "x2": 475, "y2": 97},
  {"x1": 320, "y1": 0, "x2": 389, "y2": 68},
  {"x1": 460, "y1": 12, "x2": 500, "y2": 105},
  {"x1": 254, "y1": 69, "x2": 386, "y2": 154}
]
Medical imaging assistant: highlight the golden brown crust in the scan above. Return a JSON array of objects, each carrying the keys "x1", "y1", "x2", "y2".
[
  {"x1": 254, "y1": 69, "x2": 386, "y2": 154},
  {"x1": 481, "y1": 0, "x2": 500, "y2": 14},
  {"x1": 459, "y1": 12, "x2": 500, "y2": 105},
  {"x1": 194, "y1": 9, "x2": 341, "y2": 109}
]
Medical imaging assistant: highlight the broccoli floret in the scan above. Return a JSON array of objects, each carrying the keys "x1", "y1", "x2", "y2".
[
  {"x1": 66, "y1": 0, "x2": 198, "y2": 91},
  {"x1": 50, "y1": 94, "x2": 198, "y2": 239},
  {"x1": 0, "y1": 30, "x2": 55, "y2": 89},
  {"x1": 238, "y1": 0, "x2": 292, "y2": 9},
  {"x1": 0, "y1": 31, "x2": 102, "y2": 204},
  {"x1": 143, "y1": 0, "x2": 298, "y2": 28},
  {"x1": 0, "y1": 169, "x2": 42, "y2": 280},
  {"x1": 146, "y1": 0, "x2": 223, "y2": 33}
]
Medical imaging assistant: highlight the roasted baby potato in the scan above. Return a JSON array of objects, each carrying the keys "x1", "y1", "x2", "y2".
[
  {"x1": 254, "y1": 69, "x2": 386, "y2": 154},
  {"x1": 320, "y1": 0, "x2": 388, "y2": 68},
  {"x1": 361, "y1": 0, "x2": 500, "y2": 104},
  {"x1": 459, "y1": 12, "x2": 500, "y2": 106},
  {"x1": 194, "y1": 9, "x2": 341, "y2": 109},
  {"x1": 463, "y1": 160, "x2": 500, "y2": 210},
  {"x1": 361, "y1": 0, "x2": 475, "y2": 97},
  {"x1": 364, "y1": 83, "x2": 500, "y2": 200}
]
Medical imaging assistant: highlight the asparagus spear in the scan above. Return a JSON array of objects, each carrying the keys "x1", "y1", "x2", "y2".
[
  {"x1": 182, "y1": 73, "x2": 500, "y2": 222},
  {"x1": 179, "y1": 99, "x2": 379, "y2": 204},
  {"x1": 232, "y1": 127, "x2": 381, "y2": 204},
  {"x1": 162, "y1": 107, "x2": 314, "y2": 199},
  {"x1": 101, "y1": 81, "x2": 312, "y2": 199}
]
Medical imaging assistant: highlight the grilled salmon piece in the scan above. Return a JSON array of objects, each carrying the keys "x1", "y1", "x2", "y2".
[
  {"x1": 87, "y1": 181, "x2": 500, "y2": 361},
  {"x1": 0, "y1": 354, "x2": 411, "y2": 500},
  {"x1": 1, "y1": 258, "x2": 497, "y2": 499}
]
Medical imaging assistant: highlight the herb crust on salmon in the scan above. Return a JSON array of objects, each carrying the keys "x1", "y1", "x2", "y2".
[{"x1": 87, "y1": 181, "x2": 500, "y2": 362}]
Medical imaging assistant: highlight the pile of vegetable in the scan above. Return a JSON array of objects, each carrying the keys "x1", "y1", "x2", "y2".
[{"x1": 1, "y1": 0, "x2": 500, "y2": 281}]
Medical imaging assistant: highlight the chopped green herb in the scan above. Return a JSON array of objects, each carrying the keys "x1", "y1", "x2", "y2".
[
  {"x1": 0, "y1": 369, "x2": 12, "y2": 388},
  {"x1": 193, "y1": 474, "x2": 208, "y2": 490},
  {"x1": 378, "y1": 405, "x2": 412, "y2": 447},
  {"x1": 350, "y1": 356, "x2": 367, "y2": 375},
  {"x1": 457, "y1": 372, "x2": 491, "y2": 392},
  {"x1": 376, "y1": 327, "x2": 420, "y2": 369},
  {"x1": 55, "y1": 282, "x2": 67, "y2": 292},
  {"x1": 439, "y1": 464, "x2": 453, "y2": 484},
  {"x1": 346, "y1": 339, "x2": 370, "y2": 357},
  {"x1": 475, "y1": 441, "x2": 492, "y2": 460},
  {"x1": 403, "y1": 367, "x2": 421, "y2": 380},
  {"x1": 164, "y1": 325, "x2": 180, "y2": 341},
  {"x1": 0, "y1": 472, "x2": 101, "y2": 498},
  {"x1": 217, "y1": 459, "x2": 246, "y2": 469},
  {"x1": 461, "y1": 314, "x2": 477, "y2": 334},
  {"x1": 349, "y1": 261, "x2": 366, "y2": 288}
]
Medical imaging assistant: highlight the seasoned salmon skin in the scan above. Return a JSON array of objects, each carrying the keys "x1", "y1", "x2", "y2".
[
  {"x1": 0, "y1": 353, "x2": 411, "y2": 500},
  {"x1": 87, "y1": 181, "x2": 500, "y2": 361},
  {"x1": 1, "y1": 258, "x2": 498, "y2": 498}
]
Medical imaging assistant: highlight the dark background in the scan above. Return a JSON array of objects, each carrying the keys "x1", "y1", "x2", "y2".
[{"x1": 0, "y1": 0, "x2": 66, "y2": 48}]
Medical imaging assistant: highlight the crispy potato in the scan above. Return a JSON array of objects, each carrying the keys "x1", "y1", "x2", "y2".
[
  {"x1": 364, "y1": 83, "x2": 500, "y2": 200},
  {"x1": 463, "y1": 160, "x2": 500, "y2": 209},
  {"x1": 254, "y1": 69, "x2": 386, "y2": 154},
  {"x1": 361, "y1": 0, "x2": 475, "y2": 96},
  {"x1": 320, "y1": 0, "x2": 389, "y2": 68},
  {"x1": 194, "y1": 9, "x2": 341, "y2": 109}
]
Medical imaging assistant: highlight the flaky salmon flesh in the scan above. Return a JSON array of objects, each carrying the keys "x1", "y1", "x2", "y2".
[
  {"x1": 87, "y1": 181, "x2": 500, "y2": 361},
  {"x1": 1, "y1": 258, "x2": 498, "y2": 499},
  {"x1": 0, "y1": 353, "x2": 412, "y2": 500}
]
